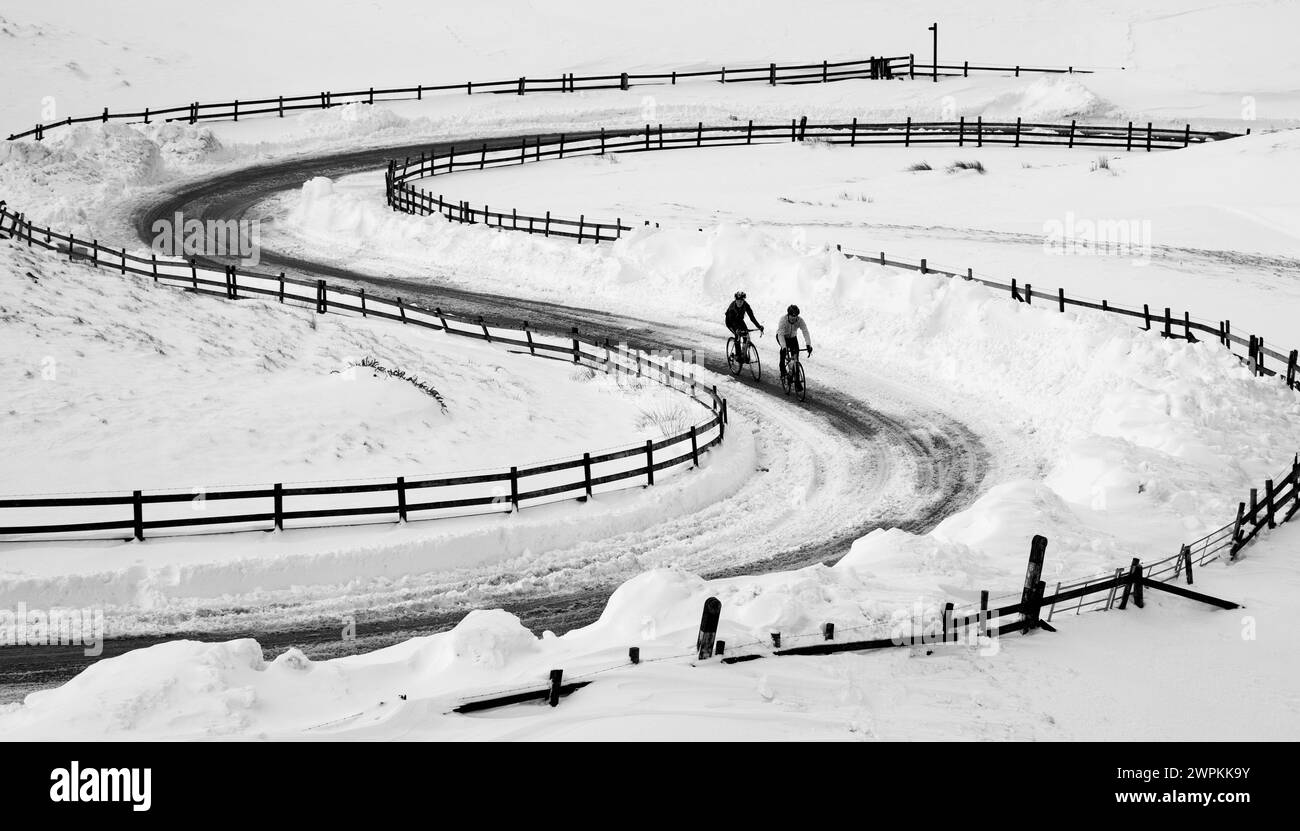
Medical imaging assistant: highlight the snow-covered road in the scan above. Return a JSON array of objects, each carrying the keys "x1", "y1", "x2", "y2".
[
  {"x1": 0, "y1": 133, "x2": 999, "y2": 695},
  {"x1": 131, "y1": 135, "x2": 995, "y2": 614}
]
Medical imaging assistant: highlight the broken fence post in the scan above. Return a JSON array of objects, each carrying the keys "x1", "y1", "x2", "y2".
[{"x1": 696, "y1": 597, "x2": 721, "y2": 660}]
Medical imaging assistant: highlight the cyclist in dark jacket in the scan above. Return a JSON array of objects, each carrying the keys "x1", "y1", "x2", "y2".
[{"x1": 724, "y1": 291, "x2": 763, "y2": 363}]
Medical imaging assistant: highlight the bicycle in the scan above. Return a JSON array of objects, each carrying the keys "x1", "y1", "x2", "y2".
[
  {"x1": 780, "y1": 347, "x2": 811, "y2": 401},
  {"x1": 726, "y1": 328, "x2": 762, "y2": 381}
]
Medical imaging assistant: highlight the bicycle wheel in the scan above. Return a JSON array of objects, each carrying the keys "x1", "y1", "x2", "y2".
[
  {"x1": 726, "y1": 337, "x2": 740, "y2": 375},
  {"x1": 780, "y1": 356, "x2": 792, "y2": 394},
  {"x1": 795, "y1": 362, "x2": 807, "y2": 402},
  {"x1": 747, "y1": 343, "x2": 761, "y2": 381}
]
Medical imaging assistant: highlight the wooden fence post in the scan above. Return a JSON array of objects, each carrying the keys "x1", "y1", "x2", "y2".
[
  {"x1": 1181, "y1": 544, "x2": 1193, "y2": 585},
  {"x1": 696, "y1": 597, "x2": 722, "y2": 660},
  {"x1": 1287, "y1": 350, "x2": 1298, "y2": 388},
  {"x1": 1143, "y1": 303, "x2": 1150, "y2": 330},
  {"x1": 395, "y1": 476, "x2": 408, "y2": 522},
  {"x1": 272, "y1": 483, "x2": 284, "y2": 532},
  {"x1": 1266, "y1": 479, "x2": 1276, "y2": 528},
  {"x1": 690, "y1": 425, "x2": 699, "y2": 466},
  {"x1": 548, "y1": 669, "x2": 563, "y2": 707},
  {"x1": 1058, "y1": 288, "x2": 1065, "y2": 313},
  {"x1": 823, "y1": 622, "x2": 835, "y2": 641},
  {"x1": 132, "y1": 490, "x2": 144, "y2": 542},
  {"x1": 1288, "y1": 457, "x2": 1300, "y2": 523},
  {"x1": 645, "y1": 440, "x2": 654, "y2": 486},
  {"x1": 582, "y1": 452, "x2": 593, "y2": 499},
  {"x1": 1119, "y1": 558, "x2": 1143, "y2": 609},
  {"x1": 509, "y1": 466, "x2": 520, "y2": 512},
  {"x1": 1230, "y1": 501, "x2": 1246, "y2": 559},
  {"x1": 1020, "y1": 535, "x2": 1048, "y2": 630},
  {"x1": 571, "y1": 326, "x2": 580, "y2": 363}
]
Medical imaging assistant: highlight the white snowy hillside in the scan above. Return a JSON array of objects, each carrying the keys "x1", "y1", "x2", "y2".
[{"x1": 0, "y1": 0, "x2": 1298, "y2": 740}]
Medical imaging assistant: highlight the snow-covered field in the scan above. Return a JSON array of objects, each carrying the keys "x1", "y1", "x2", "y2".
[
  {"x1": 1, "y1": 0, "x2": 1298, "y2": 740},
  {"x1": 0, "y1": 242, "x2": 699, "y2": 494}
]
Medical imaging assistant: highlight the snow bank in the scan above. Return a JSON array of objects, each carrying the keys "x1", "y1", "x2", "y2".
[{"x1": 10, "y1": 519, "x2": 1300, "y2": 740}]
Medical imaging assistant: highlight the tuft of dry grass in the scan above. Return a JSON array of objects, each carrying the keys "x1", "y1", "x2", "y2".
[
  {"x1": 946, "y1": 159, "x2": 986, "y2": 174},
  {"x1": 636, "y1": 402, "x2": 691, "y2": 438}
]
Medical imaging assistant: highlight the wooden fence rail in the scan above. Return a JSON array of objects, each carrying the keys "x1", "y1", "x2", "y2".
[{"x1": 0, "y1": 205, "x2": 727, "y2": 542}]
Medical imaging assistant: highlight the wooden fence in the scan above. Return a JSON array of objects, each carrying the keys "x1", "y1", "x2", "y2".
[
  {"x1": 904, "y1": 58, "x2": 1094, "y2": 79},
  {"x1": 382, "y1": 116, "x2": 1294, "y2": 392},
  {"x1": 0, "y1": 204, "x2": 728, "y2": 542},
  {"x1": 386, "y1": 117, "x2": 1246, "y2": 243},
  {"x1": 5, "y1": 52, "x2": 1112, "y2": 144},
  {"x1": 839, "y1": 249, "x2": 1300, "y2": 393},
  {"x1": 5, "y1": 55, "x2": 917, "y2": 143}
]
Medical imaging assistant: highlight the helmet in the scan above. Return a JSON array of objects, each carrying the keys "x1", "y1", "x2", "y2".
[
  {"x1": 787, "y1": 304, "x2": 800, "y2": 316},
  {"x1": 735, "y1": 291, "x2": 746, "y2": 300}
]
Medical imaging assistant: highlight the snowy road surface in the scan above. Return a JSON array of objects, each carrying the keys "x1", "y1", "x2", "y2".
[{"x1": 0, "y1": 134, "x2": 992, "y2": 696}]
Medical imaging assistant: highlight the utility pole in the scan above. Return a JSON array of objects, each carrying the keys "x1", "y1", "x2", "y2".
[{"x1": 928, "y1": 22, "x2": 938, "y2": 82}]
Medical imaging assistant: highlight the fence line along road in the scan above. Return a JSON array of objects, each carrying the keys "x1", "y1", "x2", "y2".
[
  {"x1": 0, "y1": 204, "x2": 728, "y2": 543},
  {"x1": 383, "y1": 115, "x2": 1295, "y2": 393},
  {"x1": 6, "y1": 52, "x2": 1103, "y2": 143},
  {"x1": 386, "y1": 117, "x2": 1246, "y2": 243}
]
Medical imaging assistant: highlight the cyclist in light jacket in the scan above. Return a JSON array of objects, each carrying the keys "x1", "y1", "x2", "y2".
[{"x1": 776, "y1": 304, "x2": 812, "y2": 385}]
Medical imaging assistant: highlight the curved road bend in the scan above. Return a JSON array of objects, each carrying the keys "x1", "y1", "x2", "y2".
[{"x1": 0, "y1": 134, "x2": 991, "y2": 696}]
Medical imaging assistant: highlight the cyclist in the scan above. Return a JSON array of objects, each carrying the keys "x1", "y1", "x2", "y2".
[
  {"x1": 776, "y1": 304, "x2": 812, "y2": 388},
  {"x1": 724, "y1": 291, "x2": 763, "y2": 363}
]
